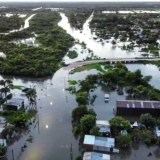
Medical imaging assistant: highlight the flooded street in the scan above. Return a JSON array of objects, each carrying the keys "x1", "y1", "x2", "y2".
[{"x1": 1, "y1": 12, "x2": 160, "y2": 160}]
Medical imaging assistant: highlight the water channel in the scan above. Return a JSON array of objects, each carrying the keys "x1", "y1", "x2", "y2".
[{"x1": 2, "y1": 12, "x2": 160, "y2": 160}]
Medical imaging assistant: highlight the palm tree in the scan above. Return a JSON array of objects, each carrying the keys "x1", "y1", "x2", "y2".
[
  {"x1": 26, "y1": 87, "x2": 37, "y2": 110},
  {"x1": 0, "y1": 79, "x2": 13, "y2": 103}
]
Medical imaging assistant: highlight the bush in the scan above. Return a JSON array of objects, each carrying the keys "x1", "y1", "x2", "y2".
[{"x1": 67, "y1": 50, "x2": 78, "y2": 59}]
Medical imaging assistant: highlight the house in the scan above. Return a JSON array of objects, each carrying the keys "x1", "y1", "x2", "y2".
[
  {"x1": 116, "y1": 100, "x2": 160, "y2": 116},
  {"x1": 83, "y1": 135, "x2": 119, "y2": 153},
  {"x1": 155, "y1": 126, "x2": 160, "y2": 137},
  {"x1": 96, "y1": 120, "x2": 111, "y2": 136},
  {"x1": 6, "y1": 98, "x2": 24, "y2": 111},
  {"x1": 83, "y1": 152, "x2": 110, "y2": 160}
]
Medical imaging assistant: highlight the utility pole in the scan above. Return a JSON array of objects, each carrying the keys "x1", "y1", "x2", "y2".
[
  {"x1": 12, "y1": 149, "x2": 14, "y2": 160},
  {"x1": 37, "y1": 114, "x2": 40, "y2": 134},
  {"x1": 64, "y1": 77, "x2": 68, "y2": 102},
  {"x1": 70, "y1": 143, "x2": 73, "y2": 160}
]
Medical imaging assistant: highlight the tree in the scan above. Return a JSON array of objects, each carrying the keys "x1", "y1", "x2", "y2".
[
  {"x1": 116, "y1": 134, "x2": 132, "y2": 148},
  {"x1": 0, "y1": 143, "x2": 6, "y2": 156},
  {"x1": 140, "y1": 113, "x2": 156, "y2": 128},
  {"x1": 109, "y1": 116, "x2": 130, "y2": 135},
  {"x1": 88, "y1": 109, "x2": 97, "y2": 117},
  {"x1": 125, "y1": 87, "x2": 134, "y2": 96},
  {"x1": 111, "y1": 40, "x2": 116, "y2": 45},
  {"x1": 141, "y1": 130, "x2": 152, "y2": 145},
  {"x1": 72, "y1": 105, "x2": 88, "y2": 122},
  {"x1": 80, "y1": 115, "x2": 96, "y2": 134},
  {"x1": 26, "y1": 87, "x2": 37, "y2": 109},
  {"x1": 90, "y1": 126, "x2": 102, "y2": 136},
  {"x1": 131, "y1": 128, "x2": 142, "y2": 142},
  {"x1": 0, "y1": 79, "x2": 13, "y2": 103},
  {"x1": 76, "y1": 92, "x2": 88, "y2": 105}
]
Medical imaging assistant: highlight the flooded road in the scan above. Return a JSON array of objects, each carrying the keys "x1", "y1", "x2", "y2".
[{"x1": 1, "y1": 12, "x2": 160, "y2": 160}]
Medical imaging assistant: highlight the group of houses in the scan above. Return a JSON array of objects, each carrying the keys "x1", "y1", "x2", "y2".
[
  {"x1": 82, "y1": 120, "x2": 119, "y2": 160},
  {"x1": 0, "y1": 90, "x2": 26, "y2": 151},
  {"x1": 82, "y1": 99, "x2": 160, "y2": 159}
]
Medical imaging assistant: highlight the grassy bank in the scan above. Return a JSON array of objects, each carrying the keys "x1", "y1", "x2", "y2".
[{"x1": 69, "y1": 63, "x2": 112, "y2": 74}]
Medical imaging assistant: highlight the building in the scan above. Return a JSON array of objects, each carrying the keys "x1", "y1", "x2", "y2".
[
  {"x1": 155, "y1": 126, "x2": 160, "y2": 137},
  {"x1": 116, "y1": 100, "x2": 160, "y2": 116},
  {"x1": 96, "y1": 120, "x2": 111, "y2": 136},
  {"x1": 83, "y1": 135, "x2": 119, "y2": 153},
  {"x1": 6, "y1": 98, "x2": 24, "y2": 111},
  {"x1": 83, "y1": 152, "x2": 110, "y2": 160}
]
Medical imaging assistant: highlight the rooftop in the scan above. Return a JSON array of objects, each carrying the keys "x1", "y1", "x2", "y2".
[
  {"x1": 116, "y1": 100, "x2": 160, "y2": 109},
  {"x1": 83, "y1": 135, "x2": 115, "y2": 148},
  {"x1": 6, "y1": 98, "x2": 24, "y2": 107},
  {"x1": 83, "y1": 152, "x2": 110, "y2": 160},
  {"x1": 156, "y1": 126, "x2": 160, "y2": 137},
  {"x1": 96, "y1": 120, "x2": 110, "y2": 133}
]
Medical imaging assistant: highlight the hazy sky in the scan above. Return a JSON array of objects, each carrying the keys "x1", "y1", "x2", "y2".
[{"x1": 0, "y1": 0, "x2": 159, "y2": 2}]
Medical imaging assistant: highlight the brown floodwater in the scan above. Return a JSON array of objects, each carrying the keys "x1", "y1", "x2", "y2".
[{"x1": 1, "y1": 12, "x2": 160, "y2": 160}]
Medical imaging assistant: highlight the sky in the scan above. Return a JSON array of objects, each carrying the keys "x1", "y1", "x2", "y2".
[{"x1": 0, "y1": 0, "x2": 160, "y2": 2}]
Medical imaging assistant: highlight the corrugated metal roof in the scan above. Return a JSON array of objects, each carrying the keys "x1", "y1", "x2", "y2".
[
  {"x1": 84, "y1": 135, "x2": 115, "y2": 148},
  {"x1": 83, "y1": 152, "x2": 110, "y2": 160},
  {"x1": 156, "y1": 126, "x2": 160, "y2": 137},
  {"x1": 116, "y1": 100, "x2": 160, "y2": 109},
  {"x1": 96, "y1": 120, "x2": 110, "y2": 133},
  {"x1": 84, "y1": 135, "x2": 95, "y2": 145},
  {"x1": 96, "y1": 120, "x2": 110, "y2": 126},
  {"x1": 83, "y1": 152, "x2": 92, "y2": 160}
]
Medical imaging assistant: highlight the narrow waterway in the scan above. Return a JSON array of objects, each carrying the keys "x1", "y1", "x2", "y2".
[
  {"x1": 1, "y1": 12, "x2": 160, "y2": 160},
  {"x1": 1, "y1": 14, "x2": 35, "y2": 35},
  {"x1": 58, "y1": 12, "x2": 142, "y2": 64}
]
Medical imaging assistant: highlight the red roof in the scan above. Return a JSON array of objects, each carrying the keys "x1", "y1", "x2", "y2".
[{"x1": 116, "y1": 100, "x2": 160, "y2": 109}]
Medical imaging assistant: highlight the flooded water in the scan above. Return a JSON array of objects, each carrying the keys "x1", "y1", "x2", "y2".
[
  {"x1": 13, "y1": 37, "x2": 39, "y2": 46},
  {"x1": 102, "y1": 10, "x2": 160, "y2": 14},
  {"x1": 1, "y1": 14, "x2": 35, "y2": 35},
  {"x1": 58, "y1": 13, "x2": 145, "y2": 64},
  {"x1": 1, "y1": 12, "x2": 160, "y2": 160}
]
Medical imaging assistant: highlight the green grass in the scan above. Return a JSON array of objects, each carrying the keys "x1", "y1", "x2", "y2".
[
  {"x1": 26, "y1": 136, "x2": 33, "y2": 143},
  {"x1": 11, "y1": 85, "x2": 24, "y2": 90},
  {"x1": 68, "y1": 80, "x2": 78, "y2": 85},
  {"x1": 70, "y1": 63, "x2": 106, "y2": 74},
  {"x1": 67, "y1": 50, "x2": 78, "y2": 59}
]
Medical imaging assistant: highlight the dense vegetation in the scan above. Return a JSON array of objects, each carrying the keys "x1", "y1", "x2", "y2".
[
  {"x1": 0, "y1": 14, "x2": 24, "y2": 32},
  {"x1": 0, "y1": 11, "x2": 74, "y2": 77},
  {"x1": 109, "y1": 114, "x2": 160, "y2": 147},
  {"x1": 90, "y1": 12, "x2": 160, "y2": 46},
  {"x1": 67, "y1": 50, "x2": 78, "y2": 59},
  {"x1": 66, "y1": 9, "x2": 92, "y2": 29}
]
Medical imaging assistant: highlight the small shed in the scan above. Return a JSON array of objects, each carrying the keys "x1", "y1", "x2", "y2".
[
  {"x1": 83, "y1": 135, "x2": 119, "y2": 153},
  {"x1": 96, "y1": 120, "x2": 111, "y2": 136},
  {"x1": 6, "y1": 98, "x2": 24, "y2": 111},
  {"x1": 83, "y1": 152, "x2": 110, "y2": 160},
  {"x1": 156, "y1": 126, "x2": 160, "y2": 137}
]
